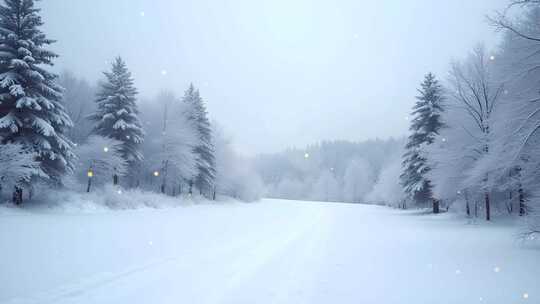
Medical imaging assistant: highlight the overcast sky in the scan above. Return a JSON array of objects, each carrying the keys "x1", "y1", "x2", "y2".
[{"x1": 41, "y1": 0, "x2": 507, "y2": 155}]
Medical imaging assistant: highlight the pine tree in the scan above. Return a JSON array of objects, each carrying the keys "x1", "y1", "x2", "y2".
[
  {"x1": 400, "y1": 73, "x2": 445, "y2": 211},
  {"x1": 182, "y1": 84, "x2": 215, "y2": 196},
  {"x1": 0, "y1": 0, "x2": 74, "y2": 188},
  {"x1": 90, "y1": 57, "x2": 144, "y2": 166}
]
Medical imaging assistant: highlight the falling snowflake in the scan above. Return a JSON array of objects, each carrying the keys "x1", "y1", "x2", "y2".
[
  {"x1": 140, "y1": 11, "x2": 145, "y2": 17},
  {"x1": 103, "y1": 147, "x2": 109, "y2": 152},
  {"x1": 161, "y1": 70, "x2": 168, "y2": 76},
  {"x1": 494, "y1": 266, "x2": 500, "y2": 273}
]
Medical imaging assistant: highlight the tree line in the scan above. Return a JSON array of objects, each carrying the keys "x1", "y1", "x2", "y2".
[
  {"x1": 400, "y1": 0, "x2": 540, "y2": 235},
  {"x1": 0, "y1": 0, "x2": 261, "y2": 204},
  {"x1": 254, "y1": 139, "x2": 403, "y2": 203}
]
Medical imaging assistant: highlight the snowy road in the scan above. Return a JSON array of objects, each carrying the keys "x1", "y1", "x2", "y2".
[{"x1": 1, "y1": 199, "x2": 539, "y2": 304}]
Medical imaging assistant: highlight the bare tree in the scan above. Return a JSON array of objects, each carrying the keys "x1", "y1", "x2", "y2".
[
  {"x1": 488, "y1": 0, "x2": 540, "y2": 42},
  {"x1": 449, "y1": 45, "x2": 504, "y2": 221}
]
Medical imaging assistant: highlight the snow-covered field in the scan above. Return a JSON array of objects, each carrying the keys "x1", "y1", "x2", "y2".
[{"x1": 1, "y1": 199, "x2": 539, "y2": 304}]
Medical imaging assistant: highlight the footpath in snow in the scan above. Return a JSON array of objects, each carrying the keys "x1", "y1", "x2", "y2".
[{"x1": 0, "y1": 199, "x2": 539, "y2": 304}]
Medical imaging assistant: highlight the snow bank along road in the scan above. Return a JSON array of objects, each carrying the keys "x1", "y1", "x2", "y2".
[{"x1": 1, "y1": 199, "x2": 539, "y2": 304}]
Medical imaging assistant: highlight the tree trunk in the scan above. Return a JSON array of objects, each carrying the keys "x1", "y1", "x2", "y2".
[
  {"x1": 474, "y1": 201, "x2": 478, "y2": 218},
  {"x1": 507, "y1": 190, "x2": 513, "y2": 214},
  {"x1": 13, "y1": 186, "x2": 23, "y2": 205},
  {"x1": 113, "y1": 174, "x2": 119, "y2": 186},
  {"x1": 433, "y1": 199, "x2": 440, "y2": 214},
  {"x1": 485, "y1": 192, "x2": 490, "y2": 221},
  {"x1": 519, "y1": 185, "x2": 526, "y2": 216},
  {"x1": 465, "y1": 191, "x2": 470, "y2": 217},
  {"x1": 189, "y1": 181, "x2": 193, "y2": 195}
]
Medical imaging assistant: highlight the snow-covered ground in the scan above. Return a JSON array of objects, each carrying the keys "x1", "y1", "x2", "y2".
[{"x1": 1, "y1": 199, "x2": 539, "y2": 304}]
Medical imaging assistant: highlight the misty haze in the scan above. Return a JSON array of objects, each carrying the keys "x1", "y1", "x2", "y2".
[{"x1": 0, "y1": 0, "x2": 539, "y2": 303}]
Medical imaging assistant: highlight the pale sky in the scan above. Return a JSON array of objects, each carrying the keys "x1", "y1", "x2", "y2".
[{"x1": 41, "y1": 0, "x2": 507, "y2": 155}]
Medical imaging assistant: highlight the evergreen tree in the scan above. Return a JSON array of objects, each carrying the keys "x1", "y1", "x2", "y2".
[
  {"x1": 90, "y1": 57, "x2": 144, "y2": 165},
  {"x1": 400, "y1": 73, "x2": 444, "y2": 211},
  {"x1": 0, "y1": 0, "x2": 74, "y2": 186},
  {"x1": 182, "y1": 84, "x2": 215, "y2": 196}
]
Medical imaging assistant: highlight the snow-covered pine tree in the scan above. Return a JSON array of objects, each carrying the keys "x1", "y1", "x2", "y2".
[
  {"x1": 400, "y1": 73, "x2": 445, "y2": 212},
  {"x1": 0, "y1": 0, "x2": 74, "y2": 189},
  {"x1": 182, "y1": 84, "x2": 215, "y2": 197},
  {"x1": 89, "y1": 57, "x2": 144, "y2": 169}
]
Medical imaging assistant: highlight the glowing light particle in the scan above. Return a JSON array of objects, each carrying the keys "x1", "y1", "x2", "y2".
[{"x1": 103, "y1": 147, "x2": 109, "y2": 152}]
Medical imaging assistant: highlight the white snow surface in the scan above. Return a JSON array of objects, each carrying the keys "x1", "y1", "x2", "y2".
[{"x1": 1, "y1": 199, "x2": 539, "y2": 304}]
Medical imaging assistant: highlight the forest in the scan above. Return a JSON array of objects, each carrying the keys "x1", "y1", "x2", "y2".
[
  {"x1": 0, "y1": 1, "x2": 262, "y2": 206},
  {"x1": 1, "y1": 0, "x2": 540, "y2": 236}
]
